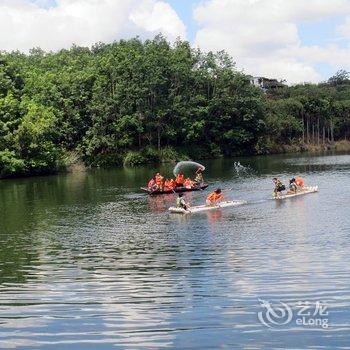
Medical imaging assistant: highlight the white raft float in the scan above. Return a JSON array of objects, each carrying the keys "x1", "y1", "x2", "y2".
[
  {"x1": 169, "y1": 200, "x2": 247, "y2": 214},
  {"x1": 274, "y1": 186, "x2": 318, "y2": 200}
]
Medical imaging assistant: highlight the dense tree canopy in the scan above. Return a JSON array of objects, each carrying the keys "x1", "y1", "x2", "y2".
[{"x1": 0, "y1": 36, "x2": 350, "y2": 177}]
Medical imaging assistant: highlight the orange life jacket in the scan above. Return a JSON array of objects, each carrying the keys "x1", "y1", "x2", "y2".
[
  {"x1": 164, "y1": 180, "x2": 173, "y2": 189},
  {"x1": 295, "y1": 177, "x2": 304, "y2": 187},
  {"x1": 176, "y1": 174, "x2": 184, "y2": 185},
  {"x1": 184, "y1": 178, "x2": 193, "y2": 187},
  {"x1": 155, "y1": 175, "x2": 164, "y2": 185},
  {"x1": 169, "y1": 179, "x2": 176, "y2": 189},
  {"x1": 207, "y1": 192, "x2": 222, "y2": 203}
]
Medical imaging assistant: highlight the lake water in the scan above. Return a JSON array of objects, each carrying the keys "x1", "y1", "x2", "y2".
[{"x1": 0, "y1": 153, "x2": 349, "y2": 349}]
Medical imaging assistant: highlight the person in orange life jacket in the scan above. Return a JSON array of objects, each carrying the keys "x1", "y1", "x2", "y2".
[
  {"x1": 164, "y1": 179, "x2": 176, "y2": 190},
  {"x1": 155, "y1": 173, "x2": 164, "y2": 190},
  {"x1": 169, "y1": 179, "x2": 176, "y2": 189},
  {"x1": 184, "y1": 178, "x2": 194, "y2": 189},
  {"x1": 176, "y1": 174, "x2": 185, "y2": 186},
  {"x1": 164, "y1": 179, "x2": 170, "y2": 190},
  {"x1": 206, "y1": 188, "x2": 223, "y2": 206},
  {"x1": 295, "y1": 176, "x2": 305, "y2": 189}
]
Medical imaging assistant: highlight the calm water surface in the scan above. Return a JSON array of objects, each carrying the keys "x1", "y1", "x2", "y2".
[{"x1": 0, "y1": 153, "x2": 350, "y2": 349}]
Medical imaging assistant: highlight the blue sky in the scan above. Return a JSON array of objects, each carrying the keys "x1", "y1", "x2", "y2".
[
  {"x1": 297, "y1": 14, "x2": 346, "y2": 78},
  {"x1": 6, "y1": 0, "x2": 350, "y2": 83},
  {"x1": 166, "y1": 0, "x2": 199, "y2": 41}
]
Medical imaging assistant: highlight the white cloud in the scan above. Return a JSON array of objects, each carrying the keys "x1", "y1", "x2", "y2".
[
  {"x1": 30, "y1": 0, "x2": 55, "y2": 8},
  {"x1": 0, "y1": 0, "x2": 186, "y2": 52},
  {"x1": 129, "y1": 1, "x2": 186, "y2": 40},
  {"x1": 337, "y1": 15, "x2": 350, "y2": 38},
  {"x1": 288, "y1": 44, "x2": 350, "y2": 67},
  {"x1": 193, "y1": 0, "x2": 350, "y2": 84}
]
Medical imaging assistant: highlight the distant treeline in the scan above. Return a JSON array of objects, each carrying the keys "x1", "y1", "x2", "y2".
[{"x1": 1, "y1": 35, "x2": 350, "y2": 177}]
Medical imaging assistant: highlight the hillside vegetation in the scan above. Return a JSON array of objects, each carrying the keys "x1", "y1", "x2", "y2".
[{"x1": 1, "y1": 36, "x2": 350, "y2": 177}]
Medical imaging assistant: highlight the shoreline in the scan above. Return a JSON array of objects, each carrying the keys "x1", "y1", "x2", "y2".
[
  {"x1": 262, "y1": 140, "x2": 350, "y2": 155},
  {"x1": 1, "y1": 140, "x2": 350, "y2": 180}
]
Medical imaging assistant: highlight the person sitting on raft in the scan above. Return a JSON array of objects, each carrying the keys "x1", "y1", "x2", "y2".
[
  {"x1": 184, "y1": 178, "x2": 194, "y2": 189},
  {"x1": 176, "y1": 173, "x2": 185, "y2": 187},
  {"x1": 206, "y1": 188, "x2": 223, "y2": 206},
  {"x1": 195, "y1": 168, "x2": 204, "y2": 184},
  {"x1": 295, "y1": 176, "x2": 305, "y2": 190},
  {"x1": 287, "y1": 178, "x2": 298, "y2": 194},
  {"x1": 273, "y1": 178, "x2": 286, "y2": 198},
  {"x1": 176, "y1": 193, "x2": 189, "y2": 210}
]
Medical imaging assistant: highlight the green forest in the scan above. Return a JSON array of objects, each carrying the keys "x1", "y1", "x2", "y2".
[{"x1": 1, "y1": 35, "x2": 350, "y2": 178}]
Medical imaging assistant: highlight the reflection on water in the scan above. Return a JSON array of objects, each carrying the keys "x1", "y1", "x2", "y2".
[{"x1": 0, "y1": 153, "x2": 350, "y2": 349}]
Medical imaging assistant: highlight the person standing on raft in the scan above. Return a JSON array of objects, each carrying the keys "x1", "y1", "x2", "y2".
[{"x1": 206, "y1": 188, "x2": 223, "y2": 206}]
